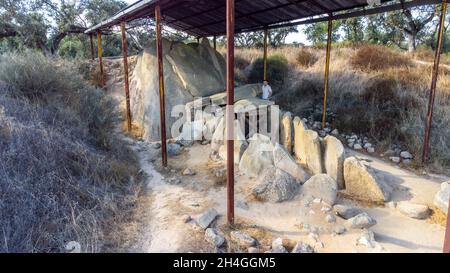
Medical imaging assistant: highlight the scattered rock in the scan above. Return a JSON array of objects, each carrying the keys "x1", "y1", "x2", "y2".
[
  {"x1": 230, "y1": 231, "x2": 256, "y2": 247},
  {"x1": 397, "y1": 202, "x2": 430, "y2": 219},
  {"x1": 323, "y1": 136, "x2": 345, "y2": 189},
  {"x1": 247, "y1": 247, "x2": 259, "y2": 253},
  {"x1": 333, "y1": 204, "x2": 363, "y2": 220},
  {"x1": 151, "y1": 142, "x2": 161, "y2": 149},
  {"x1": 331, "y1": 129, "x2": 339, "y2": 136},
  {"x1": 434, "y1": 182, "x2": 450, "y2": 215},
  {"x1": 236, "y1": 200, "x2": 249, "y2": 210},
  {"x1": 239, "y1": 134, "x2": 274, "y2": 178},
  {"x1": 325, "y1": 214, "x2": 336, "y2": 223},
  {"x1": 205, "y1": 228, "x2": 225, "y2": 247},
  {"x1": 182, "y1": 168, "x2": 196, "y2": 176},
  {"x1": 167, "y1": 177, "x2": 181, "y2": 185},
  {"x1": 293, "y1": 117, "x2": 323, "y2": 175},
  {"x1": 292, "y1": 242, "x2": 314, "y2": 253},
  {"x1": 353, "y1": 144, "x2": 363, "y2": 150},
  {"x1": 271, "y1": 245, "x2": 288, "y2": 253},
  {"x1": 400, "y1": 151, "x2": 413, "y2": 159},
  {"x1": 333, "y1": 225, "x2": 346, "y2": 235},
  {"x1": 181, "y1": 215, "x2": 192, "y2": 223},
  {"x1": 302, "y1": 174, "x2": 338, "y2": 206},
  {"x1": 386, "y1": 201, "x2": 397, "y2": 209},
  {"x1": 252, "y1": 167, "x2": 299, "y2": 203},
  {"x1": 195, "y1": 208, "x2": 219, "y2": 229},
  {"x1": 367, "y1": 147, "x2": 375, "y2": 153},
  {"x1": 273, "y1": 143, "x2": 310, "y2": 183},
  {"x1": 357, "y1": 229, "x2": 377, "y2": 248},
  {"x1": 390, "y1": 156, "x2": 401, "y2": 163},
  {"x1": 343, "y1": 157, "x2": 391, "y2": 203},
  {"x1": 346, "y1": 212, "x2": 377, "y2": 229},
  {"x1": 280, "y1": 112, "x2": 293, "y2": 154},
  {"x1": 167, "y1": 143, "x2": 183, "y2": 156}
]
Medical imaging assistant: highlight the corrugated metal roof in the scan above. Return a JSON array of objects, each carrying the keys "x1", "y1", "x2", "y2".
[{"x1": 85, "y1": 0, "x2": 442, "y2": 35}]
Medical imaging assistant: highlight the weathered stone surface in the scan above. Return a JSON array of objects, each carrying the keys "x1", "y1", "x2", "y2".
[
  {"x1": 397, "y1": 202, "x2": 430, "y2": 219},
  {"x1": 291, "y1": 242, "x2": 314, "y2": 253},
  {"x1": 302, "y1": 174, "x2": 338, "y2": 206},
  {"x1": 178, "y1": 120, "x2": 204, "y2": 142},
  {"x1": 167, "y1": 143, "x2": 183, "y2": 156},
  {"x1": 271, "y1": 245, "x2": 288, "y2": 253},
  {"x1": 324, "y1": 135, "x2": 345, "y2": 189},
  {"x1": 230, "y1": 231, "x2": 256, "y2": 247},
  {"x1": 130, "y1": 38, "x2": 226, "y2": 141},
  {"x1": 273, "y1": 143, "x2": 310, "y2": 183},
  {"x1": 325, "y1": 214, "x2": 336, "y2": 223},
  {"x1": 205, "y1": 228, "x2": 225, "y2": 247},
  {"x1": 333, "y1": 225, "x2": 347, "y2": 235},
  {"x1": 209, "y1": 84, "x2": 262, "y2": 105},
  {"x1": 346, "y1": 212, "x2": 377, "y2": 229},
  {"x1": 182, "y1": 168, "x2": 196, "y2": 176},
  {"x1": 280, "y1": 112, "x2": 293, "y2": 154},
  {"x1": 195, "y1": 208, "x2": 218, "y2": 229},
  {"x1": 343, "y1": 157, "x2": 391, "y2": 203},
  {"x1": 293, "y1": 117, "x2": 323, "y2": 175},
  {"x1": 434, "y1": 182, "x2": 450, "y2": 215},
  {"x1": 239, "y1": 134, "x2": 274, "y2": 178},
  {"x1": 253, "y1": 167, "x2": 299, "y2": 203},
  {"x1": 211, "y1": 117, "x2": 225, "y2": 152},
  {"x1": 212, "y1": 119, "x2": 248, "y2": 160},
  {"x1": 333, "y1": 204, "x2": 363, "y2": 220}
]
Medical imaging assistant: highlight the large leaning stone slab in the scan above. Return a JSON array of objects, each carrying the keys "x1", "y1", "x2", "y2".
[
  {"x1": 253, "y1": 167, "x2": 299, "y2": 203},
  {"x1": 293, "y1": 117, "x2": 308, "y2": 165},
  {"x1": 302, "y1": 174, "x2": 338, "y2": 206},
  {"x1": 343, "y1": 157, "x2": 391, "y2": 203},
  {"x1": 280, "y1": 112, "x2": 293, "y2": 154},
  {"x1": 434, "y1": 182, "x2": 450, "y2": 215},
  {"x1": 195, "y1": 208, "x2": 219, "y2": 229},
  {"x1": 273, "y1": 143, "x2": 310, "y2": 183},
  {"x1": 239, "y1": 133, "x2": 274, "y2": 178},
  {"x1": 324, "y1": 135, "x2": 345, "y2": 189}
]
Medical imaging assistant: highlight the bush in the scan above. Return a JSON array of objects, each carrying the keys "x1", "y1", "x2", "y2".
[
  {"x1": 296, "y1": 48, "x2": 318, "y2": 67},
  {"x1": 248, "y1": 54, "x2": 289, "y2": 87},
  {"x1": 350, "y1": 44, "x2": 412, "y2": 71},
  {"x1": 0, "y1": 51, "x2": 141, "y2": 252}
]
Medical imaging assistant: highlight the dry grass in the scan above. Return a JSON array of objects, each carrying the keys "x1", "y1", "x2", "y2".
[
  {"x1": 350, "y1": 44, "x2": 413, "y2": 71},
  {"x1": 0, "y1": 51, "x2": 142, "y2": 252}
]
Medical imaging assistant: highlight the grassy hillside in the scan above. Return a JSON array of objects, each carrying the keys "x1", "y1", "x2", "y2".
[
  {"x1": 223, "y1": 45, "x2": 450, "y2": 172},
  {"x1": 0, "y1": 51, "x2": 142, "y2": 252}
]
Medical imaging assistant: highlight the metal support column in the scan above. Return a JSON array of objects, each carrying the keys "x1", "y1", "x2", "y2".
[
  {"x1": 263, "y1": 29, "x2": 268, "y2": 81},
  {"x1": 322, "y1": 15, "x2": 333, "y2": 129},
  {"x1": 120, "y1": 21, "x2": 132, "y2": 133},
  {"x1": 97, "y1": 31, "x2": 104, "y2": 87},
  {"x1": 226, "y1": 0, "x2": 235, "y2": 226},
  {"x1": 213, "y1": 35, "x2": 217, "y2": 50},
  {"x1": 422, "y1": 0, "x2": 447, "y2": 164},
  {"x1": 156, "y1": 3, "x2": 168, "y2": 167}
]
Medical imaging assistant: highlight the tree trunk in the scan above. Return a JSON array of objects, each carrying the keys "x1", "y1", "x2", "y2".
[{"x1": 406, "y1": 32, "x2": 417, "y2": 52}]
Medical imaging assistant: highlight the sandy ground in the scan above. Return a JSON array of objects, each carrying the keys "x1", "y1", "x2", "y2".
[{"x1": 123, "y1": 137, "x2": 447, "y2": 253}]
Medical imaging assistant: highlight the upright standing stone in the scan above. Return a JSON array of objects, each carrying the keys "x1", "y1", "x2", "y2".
[
  {"x1": 293, "y1": 117, "x2": 323, "y2": 174},
  {"x1": 280, "y1": 112, "x2": 293, "y2": 154},
  {"x1": 344, "y1": 157, "x2": 391, "y2": 203},
  {"x1": 293, "y1": 117, "x2": 307, "y2": 165},
  {"x1": 324, "y1": 135, "x2": 345, "y2": 189}
]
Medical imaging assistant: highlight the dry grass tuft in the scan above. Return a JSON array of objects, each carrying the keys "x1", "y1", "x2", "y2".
[
  {"x1": 296, "y1": 47, "x2": 318, "y2": 67},
  {"x1": 350, "y1": 44, "x2": 413, "y2": 71}
]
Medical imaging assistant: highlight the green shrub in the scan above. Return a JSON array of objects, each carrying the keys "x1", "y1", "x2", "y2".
[{"x1": 248, "y1": 54, "x2": 289, "y2": 87}]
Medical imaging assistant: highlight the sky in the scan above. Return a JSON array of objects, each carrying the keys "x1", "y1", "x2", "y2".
[{"x1": 123, "y1": 0, "x2": 310, "y2": 45}]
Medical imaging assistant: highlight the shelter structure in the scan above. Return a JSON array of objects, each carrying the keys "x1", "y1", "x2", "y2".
[{"x1": 85, "y1": 0, "x2": 449, "y2": 252}]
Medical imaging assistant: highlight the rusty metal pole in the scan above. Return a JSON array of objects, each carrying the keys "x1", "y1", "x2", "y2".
[
  {"x1": 156, "y1": 3, "x2": 168, "y2": 167},
  {"x1": 89, "y1": 33, "x2": 95, "y2": 61},
  {"x1": 120, "y1": 21, "x2": 132, "y2": 133},
  {"x1": 263, "y1": 29, "x2": 268, "y2": 81},
  {"x1": 97, "y1": 31, "x2": 104, "y2": 87},
  {"x1": 444, "y1": 190, "x2": 450, "y2": 252},
  {"x1": 226, "y1": 0, "x2": 235, "y2": 226},
  {"x1": 422, "y1": 0, "x2": 447, "y2": 163},
  {"x1": 213, "y1": 35, "x2": 217, "y2": 50},
  {"x1": 322, "y1": 15, "x2": 333, "y2": 129}
]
